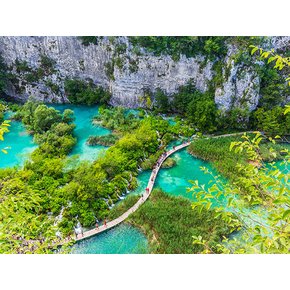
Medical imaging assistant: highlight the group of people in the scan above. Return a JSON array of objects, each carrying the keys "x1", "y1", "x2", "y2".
[
  {"x1": 75, "y1": 218, "x2": 109, "y2": 239},
  {"x1": 95, "y1": 219, "x2": 107, "y2": 231}
]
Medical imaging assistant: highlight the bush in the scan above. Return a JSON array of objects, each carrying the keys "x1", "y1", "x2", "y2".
[
  {"x1": 129, "y1": 36, "x2": 228, "y2": 61},
  {"x1": 87, "y1": 134, "x2": 119, "y2": 146},
  {"x1": 79, "y1": 36, "x2": 102, "y2": 46},
  {"x1": 64, "y1": 79, "x2": 111, "y2": 105},
  {"x1": 161, "y1": 157, "x2": 176, "y2": 168}
]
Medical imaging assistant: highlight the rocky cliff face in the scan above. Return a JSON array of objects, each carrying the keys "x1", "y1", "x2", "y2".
[
  {"x1": 214, "y1": 44, "x2": 261, "y2": 112},
  {"x1": 0, "y1": 36, "x2": 289, "y2": 110}
]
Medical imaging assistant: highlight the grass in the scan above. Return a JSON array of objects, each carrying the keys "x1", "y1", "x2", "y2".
[
  {"x1": 107, "y1": 194, "x2": 140, "y2": 221},
  {"x1": 188, "y1": 135, "x2": 288, "y2": 180},
  {"x1": 127, "y1": 189, "x2": 237, "y2": 254},
  {"x1": 161, "y1": 157, "x2": 176, "y2": 168}
]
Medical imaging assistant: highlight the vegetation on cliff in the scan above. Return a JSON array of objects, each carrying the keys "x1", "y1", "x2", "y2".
[
  {"x1": 129, "y1": 36, "x2": 229, "y2": 61},
  {"x1": 0, "y1": 55, "x2": 9, "y2": 96},
  {"x1": 64, "y1": 79, "x2": 111, "y2": 105}
]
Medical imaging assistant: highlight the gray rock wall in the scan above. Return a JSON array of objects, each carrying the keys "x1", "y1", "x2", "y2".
[{"x1": 0, "y1": 36, "x2": 288, "y2": 110}]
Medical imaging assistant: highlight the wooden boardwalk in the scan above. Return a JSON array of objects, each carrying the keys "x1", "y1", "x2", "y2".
[
  {"x1": 76, "y1": 141, "x2": 191, "y2": 241},
  {"x1": 76, "y1": 131, "x2": 257, "y2": 241}
]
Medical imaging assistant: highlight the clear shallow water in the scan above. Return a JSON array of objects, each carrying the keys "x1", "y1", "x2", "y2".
[
  {"x1": 129, "y1": 147, "x2": 219, "y2": 201},
  {"x1": 71, "y1": 224, "x2": 148, "y2": 254},
  {"x1": 0, "y1": 115, "x2": 37, "y2": 169},
  {"x1": 0, "y1": 105, "x2": 111, "y2": 168},
  {"x1": 155, "y1": 149, "x2": 218, "y2": 200},
  {"x1": 50, "y1": 104, "x2": 111, "y2": 162}
]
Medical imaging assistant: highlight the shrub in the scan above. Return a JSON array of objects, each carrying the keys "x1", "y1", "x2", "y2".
[{"x1": 64, "y1": 79, "x2": 111, "y2": 105}]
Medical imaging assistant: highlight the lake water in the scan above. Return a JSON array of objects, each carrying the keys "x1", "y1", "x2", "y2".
[
  {"x1": 73, "y1": 148, "x2": 219, "y2": 254},
  {"x1": 1, "y1": 105, "x2": 288, "y2": 254},
  {"x1": 71, "y1": 224, "x2": 148, "y2": 254},
  {"x1": 0, "y1": 113, "x2": 37, "y2": 169},
  {"x1": 50, "y1": 104, "x2": 111, "y2": 162}
]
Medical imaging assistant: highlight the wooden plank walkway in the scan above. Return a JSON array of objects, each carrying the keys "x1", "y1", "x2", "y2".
[
  {"x1": 76, "y1": 130, "x2": 258, "y2": 241},
  {"x1": 76, "y1": 141, "x2": 191, "y2": 241}
]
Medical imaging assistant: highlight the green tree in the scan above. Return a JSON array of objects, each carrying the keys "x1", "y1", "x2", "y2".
[
  {"x1": 62, "y1": 109, "x2": 75, "y2": 124},
  {"x1": 33, "y1": 105, "x2": 62, "y2": 133},
  {"x1": 155, "y1": 88, "x2": 170, "y2": 113},
  {"x1": 64, "y1": 79, "x2": 111, "y2": 105},
  {"x1": 253, "y1": 106, "x2": 290, "y2": 136},
  {"x1": 186, "y1": 93, "x2": 217, "y2": 133}
]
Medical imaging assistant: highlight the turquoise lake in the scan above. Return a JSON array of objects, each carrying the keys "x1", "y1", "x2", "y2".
[
  {"x1": 0, "y1": 114, "x2": 37, "y2": 169},
  {"x1": 1, "y1": 104, "x2": 288, "y2": 254},
  {"x1": 71, "y1": 224, "x2": 148, "y2": 254},
  {"x1": 50, "y1": 104, "x2": 111, "y2": 162}
]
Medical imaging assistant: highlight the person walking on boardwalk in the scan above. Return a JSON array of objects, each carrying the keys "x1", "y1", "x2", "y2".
[
  {"x1": 104, "y1": 219, "x2": 107, "y2": 228},
  {"x1": 96, "y1": 223, "x2": 99, "y2": 230},
  {"x1": 146, "y1": 187, "x2": 149, "y2": 194}
]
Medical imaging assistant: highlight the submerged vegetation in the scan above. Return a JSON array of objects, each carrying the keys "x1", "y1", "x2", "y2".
[{"x1": 87, "y1": 134, "x2": 119, "y2": 147}]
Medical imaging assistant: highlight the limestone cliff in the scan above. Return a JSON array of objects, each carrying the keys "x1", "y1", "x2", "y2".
[{"x1": 0, "y1": 36, "x2": 289, "y2": 110}]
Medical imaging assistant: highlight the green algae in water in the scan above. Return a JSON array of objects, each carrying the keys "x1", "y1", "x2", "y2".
[
  {"x1": 71, "y1": 224, "x2": 148, "y2": 254},
  {"x1": 49, "y1": 104, "x2": 111, "y2": 162}
]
